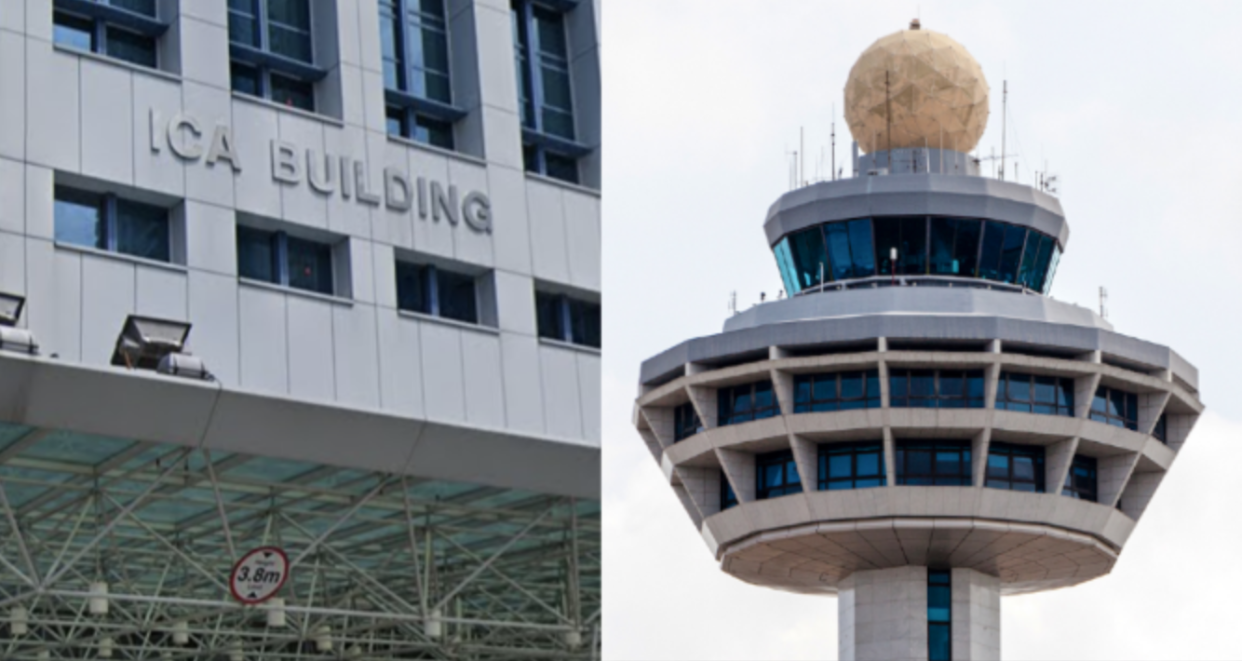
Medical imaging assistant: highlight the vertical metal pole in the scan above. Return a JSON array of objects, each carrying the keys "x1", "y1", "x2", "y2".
[
  {"x1": 1000, "y1": 80, "x2": 1007, "y2": 181},
  {"x1": 885, "y1": 70, "x2": 892, "y2": 171}
]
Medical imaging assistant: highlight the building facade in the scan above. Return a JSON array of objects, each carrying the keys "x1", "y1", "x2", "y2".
[
  {"x1": 632, "y1": 22, "x2": 1200, "y2": 661},
  {"x1": 0, "y1": 0, "x2": 600, "y2": 658}
]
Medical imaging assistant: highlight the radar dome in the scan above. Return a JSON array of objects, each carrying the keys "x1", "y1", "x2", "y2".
[{"x1": 844, "y1": 21, "x2": 989, "y2": 154}]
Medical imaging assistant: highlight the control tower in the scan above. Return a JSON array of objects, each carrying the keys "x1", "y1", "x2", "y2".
[{"x1": 631, "y1": 21, "x2": 1202, "y2": 661}]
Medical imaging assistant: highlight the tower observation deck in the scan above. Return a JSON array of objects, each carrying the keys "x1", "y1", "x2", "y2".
[{"x1": 631, "y1": 20, "x2": 1203, "y2": 661}]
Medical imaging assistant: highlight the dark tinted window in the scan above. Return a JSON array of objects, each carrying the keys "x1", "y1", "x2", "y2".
[
  {"x1": 267, "y1": 0, "x2": 313, "y2": 62},
  {"x1": 286, "y1": 235, "x2": 333, "y2": 294},
  {"x1": 115, "y1": 199, "x2": 169, "y2": 262},
  {"x1": 897, "y1": 440, "x2": 972, "y2": 486},
  {"x1": 52, "y1": 12, "x2": 95, "y2": 51},
  {"x1": 270, "y1": 73, "x2": 315, "y2": 111},
  {"x1": 395, "y1": 262, "x2": 431, "y2": 314},
  {"x1": 818, "y1": 442, "x2": 885, "y2": 490},
  {"x1": 53, "y1": 188, "x2": 106, "y2": 250},
  {"x1": 535, "y1": 291, "x2": 562, "y2": 340},
  {"x1": 55, "y1": 188, "x2": 169, "y2": 262},
  {"x1": 996, "y1": 372, "x2": 1074, "y2": 416},
  {"x1": 720, "y1": 472, "x2": 738, "y2": 510},
  {"x1": 535, "y1": 291, "x2": 599, "y2": 347},
  {"x1": 567, "y1": 298, "x2": 600, "y2": 348},
  {"x1": 890, "y1": 369, "x2": 984, "y2": 408},
  {"x1": 1153, "y1": 413, "x2": 1167, "y2": 443},
  {"x1": 978, "y1": 221, "x2": 1006, "y2": 281},
  {"x1": 756, "y1": 450, "x2": 801, "y2": 499},
  {"x1": 787, "y1": 226, "x2": 826, "y2": 290},
  {"x1": 106, "y1": 26, "x2": 158, "y2": 68},
  {"x1": 1090, "y1": 385, "x2": 1138, "y2": 430},
  {"x1": 717, "y1": 381, "x2": 778, "y2": 426},
  {"x1": 928, "y1": 570, "x2": 951, "y2": 661},
  {"x1": 793, "y1": 370, "x2": 881, "y2": 412},
  {"x1": 237, "y1": 226, "x2": 277, "y2": 283},
  {"x1": 986, "y1": 442, "x2": 1045, "y2": 492},
  {"x1": 998, "y1": 224, "x2": 1027, "y2": 284},
  {"x1": 436, "y1": 269, "x2": 477, "y2": 324},
  {"x1": 1063, "y1": 455, "x2": 1098, "y2": 502},
  {"x1": 874, "y1": 216, "x2": 927, "y2": 275},
  {"x1": 673, "y1": 403, "x2": 702, "y2": 442}
]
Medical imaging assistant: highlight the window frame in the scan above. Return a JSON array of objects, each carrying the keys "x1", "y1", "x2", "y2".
[
  {"x1": 1089, "y1": 385, "x2": 1139, "y2": 431},
  {"x1": 228, "y1": 0, "x2": 328, "y2": 112},
  {"x1": 716, "y1": 381, "x2": 778, "y2": 426},
  {"x1": 889, "y1": 368, "x2": 985, "y2": 409},
  {"x1": 755, "y1": 450, "x2": 801, "y2": 500},
  {"x1": 817, "y1": 442, "x2": 885, "y2": 491},
  {"x1": 985, "y1": 441, "x2": 1046, "y2": 493},
  {"x1": 673, "y1": 402, "x2": 702, "y2": 442},
  {"x1": 52, "y1": 0, "x2": 167, "y2": 70},
  {"x1": 511, "y1": 0, "x2": 590, "y2": 183},
  {"x1": 53, "y1": 186, "x2": 172, "y2": 263},
  {"x1": 1063, "y1": 454, "x2": 1098, "y2": 502},
  {"x1": 995, "y1": 371, "x2": 1075, "y2": 416},
  {"x1": 535, "y1": 290, "x2": 600, "y2": 349},
  {"x1": 395, "y1": 260, "x2": 480, "y2": 325},
  {"x1": 927, "y1": 569, "x2": 952, "y2": 661},
  {"x1": 793, "y1": 370, "x2": 881, "y2": 412},
  {"x1": 719, "y1": 471, "x2": 738, "y2": 510},
  {"x1": 896, "y1": 440, "x2": 972, "y2": 486},
  {"x1": 380, "y1": 0, "x2": 465, "y2": 148},
  {"x1": 236, "y1": 225, "x2": 339, "y2": 297}
]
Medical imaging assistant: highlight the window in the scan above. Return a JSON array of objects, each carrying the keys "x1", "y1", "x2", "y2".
[
  {"x1": 896, "y1": 440, "x2": 971, "y2": 486},
  {"x1": 977, "y1": 221, "x2": 1027, "y2": 284},
  {"x1": 720, "y1": 471, "x2": 738, "y2": 510},
  {"x1": 927, "y1": 570, "x2": 951, "y2": 661},
  {"x1": 873, "y1": 216, "x2": 928, "y2": 276},
  {"x1": 395, "y1": 262, "x2": 480, "y2": 324},
  {"x1": 889, "y1": 369, "x2": 985, "y2": 408},
  {"x1": 818, "y1": 442, "x2": 885, "y2": 490},
  {"x1": 229, "y1": 0, "x2": 324, "y2": 112},
  {"x1": 928, "y1": 218, "x2": 981, "y2": 277},
  {"x1": 535, "y1": 291, "x2": 600, "y2": 348},
  {"x1": 793, "y1": 370, "x2": 881, "y2": 412},
  {"x1": 1089, "y1": 385, "x2": 1138, "y2": 430},
  {"x1": 512, "y1": 0, "x2": 587, "y2": 183},
  {"x1": 1153, "y1": 412, "x2": 1167, "y2": 444},
  {"x1": 237, "y1": 226, "x2": 337, "y2": 296},
  {"x1": 756, "y1": 450, "x2": 801, "y2": 500},
  {"x1": 52, "y1": 0, "x2": 164, "y2": 69},
  {"x1": 985, "y1": 442, "x2": 1045, "y2": 492},
  {"x1": 995, "y1": 372, "x2": 1074, "y2": 416},
  {"x1": 716, "y1": 381, "x2": 777, "y2": 426},
  {"x1": 1063, "y1": 455, "x2": 1098, "y2": 502},
  {"x1": 673, "y1": 402, "x2": 702, "y2": 442},
  {"x1": 54, "y1": 187, "x2": 170, "y2": 262},
  {"x1": 380, "y1": 0, "x2": 463, "y2": 149}
]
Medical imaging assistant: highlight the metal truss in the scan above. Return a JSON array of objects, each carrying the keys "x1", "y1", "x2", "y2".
[{"x1": 0, "y1": 424, "x2": 601, "y2": 660}]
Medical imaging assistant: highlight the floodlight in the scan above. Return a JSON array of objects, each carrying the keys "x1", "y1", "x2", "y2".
[
  {"x1": 314, "y1": 625, "x2": 333, "y2": 652},
  {"x1": 98, "y1": 636, "x2": 114, "y2": 658},
  {"x1": 111, "y1": 316, "x2": 192, "y2": 370},
  {"x1": 424, "y1": 608, "x2": 443, "y2": 639},
  {"x1": 0, "y1": 326, "x2": 37, "y2": 356},
  {"x1": 266, "y1": 598, "x2": 286, "y2": 627},
  {"x1": 9, "y1": 606, "x2": 27, "y2": 636},
  {"x1": 0, "y1": 292, "x2": 24, "y2": 327},
  {"x1": 172, "y1": 619, "x2": 189, "y2": 646},
  {"x1": 88, "y1": 581, "x2": 109, "y2": 615}
]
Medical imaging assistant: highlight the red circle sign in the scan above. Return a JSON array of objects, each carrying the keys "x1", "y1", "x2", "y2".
[{"x1": 229, "y1": 546, "x2": 290, "y2": 605}]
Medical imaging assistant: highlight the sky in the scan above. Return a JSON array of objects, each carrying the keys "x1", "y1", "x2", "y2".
[{"x1": 601, "y1": 2, "x2": 1242, "y2": 659}]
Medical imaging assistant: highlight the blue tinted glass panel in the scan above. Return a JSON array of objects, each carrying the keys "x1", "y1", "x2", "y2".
[
  {"x1": 929, "y1": 624, "x2": 951, "y2": 661},
  {"x1": 411, "y1": 114, "x2": 455, "y2": 150},
  {"x1": 379, "y1": 0, "x2": 404, "y2": 90},
  {"x1": 568, "y1": 298, "x2": 601, "y2": 348},
  {"x1": 395, "y1": 262, "x2": 431, "y2": 314},
  {"x1": 1042, "y1": 246, "x2": 1062, "y2": 294},
  {"x1": 53, "y1": 12, "x2": 95, "y2": 52},
  {"x1": 111, "y1": 0, "x2": 157, "y2": 16},
  {"x1": 978, "y1": 221, "x2": 1006, "y2": 281},
  {"x1": 230, "y1": 62, "x2": 261, "y2": 96},
  {"x1": 1031, "y1": 234, "x2": 1056, "y2": 292},
  {"x1": 774, "y1": 238, "x2": 800, "y2": 295},
  {"x1": 998, "y1": 225, "x2": 1026, "y2": 284},
  {"x1": 873, "y1": 217, "x2": 899, "y2": 275},
  {"x1": 788, "y1": 227, "x2": 827, "y2": 289},
  {"x1": 54, "y1": 188, "x2": 105, "y2": 250},
  {"x1": 929, "y1": 218, "x2": 956, "y2": 274},
  {"x1": 106, "y1": 26, "x2": 157, "y2": 68},
  {"x1": 286, "y1": 235, "x2": 333, "y2": 295},
  {"x1": 237, "y1": 226, "x2": 276, "y2": 284},
  {"x1": 824, "y1": 222, "x2": 853, "y2": 281},
  {"x1": 270, "y1": 73, "x2": 315, "y2": 111},
  {"x1": 1017, "y1": 231, "x2": 1042, "y2": 288},
  {"x1": 535, "y1": 291, "x2": 562, "y2": 340},
  {"x1": 543, "y1": 153, "x2": 579, "y2": 184},
  {"x1": 847, "y1": 219, "x2": 876, "y2": 277},
  {"x1": 954, "y1": 219, "x2": 982, "y2": 277},
  {"x1": 899, "y1": 217, "x2": 927, "y2": 274},
  {"x1": 114, "y1": 199, "x2": 169, "y2": 262},
  {"x1": 267, "y1": 0, "x2": 313, "y2": 62}
]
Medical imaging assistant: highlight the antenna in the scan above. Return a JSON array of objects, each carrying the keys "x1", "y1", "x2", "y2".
[
  {"x1": 800, "y1": 126, "x2": 805, "y2": 186},
  {"x1": 831, "y1": 104, "x2": 837, "y2": 181},
  {"x1": 729, "y1": 291, "x2": 737, "y2": 316},
  {"x1": 1000, "y1": 80, "x2": 1007, "y2": 180},
  {"x1": 885, "y1": 70, "x2": 893, "y2": 171},
  {"x1": 1098, "y1": 287, "x2": 1108, "y2": 320}
]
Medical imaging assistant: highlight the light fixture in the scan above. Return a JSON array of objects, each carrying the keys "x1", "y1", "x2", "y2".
[
  {"x1": 110, "y1": 315, "x2": 210, "y2": 379},
  {"x1": 424, "y1": 608, "x2": 443, "y2": 639},
  {"x1": 265, "y1": 598, "x2": 286, "y2": 628},
  {"x1": 98, "y1": 636, "x2": 114, "y2": 658},
  {"x1": 0, "y1": 291, "x2": 37, "y2": 355},
  {"x1": 564, "y1": 630, "x2": 583, "y2": 649},
  {"x1": 88, "y1": 581, "x2": 109, "y2": 615},
  {"x1": 228, "y1": 640, "x2": 244, "y2": 661},
  {"x1": 171, "y1": 619, "x2": 189, "y2": 646},
  {"x1": 313, "y1": 624, "x2": 332, "y2": 652},
  {"x1": 9, "y1": 606, "x2": 27, "y2": 636}
]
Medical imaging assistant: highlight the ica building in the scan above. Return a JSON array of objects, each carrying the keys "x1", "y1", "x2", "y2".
[{"x1": 0, "y1": 0, "x2": 601, "y2": 658}]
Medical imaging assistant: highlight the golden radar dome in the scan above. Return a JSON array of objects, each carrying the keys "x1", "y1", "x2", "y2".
[{"x1": 844, "y1": 20, "x2": 989, "y2": 154}]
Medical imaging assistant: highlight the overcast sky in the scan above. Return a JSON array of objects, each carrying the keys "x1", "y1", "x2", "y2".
[{"x1": 601, "y1": 2, "x2": 1242, "y2": 659}]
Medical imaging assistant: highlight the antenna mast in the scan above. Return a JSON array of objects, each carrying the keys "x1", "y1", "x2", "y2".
[
  {"x1": 1099, "y1": 287, "x2": 1108, "y2": 320},
  {"x1": 885, "y1": 70, "x2": 893, "y2": 171},
  {"x1": 1000, "y1": 80, "x2": 1007, "y2": 181},
  {"x1": 831, "y1": 104, "x2": 836, "y2": 180},
  {"x1": 800, "y1": 126, "x2": 805, "y2": 186}
]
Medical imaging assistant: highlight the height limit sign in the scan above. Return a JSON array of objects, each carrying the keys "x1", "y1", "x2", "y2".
[{"x1": 229, "y1": 547, "x2": 290, "y2": 605}]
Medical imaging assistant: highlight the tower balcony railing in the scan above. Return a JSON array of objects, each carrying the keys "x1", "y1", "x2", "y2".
[{"x1": 795, "y1": 274, "x2": 1037, "y2": 296}]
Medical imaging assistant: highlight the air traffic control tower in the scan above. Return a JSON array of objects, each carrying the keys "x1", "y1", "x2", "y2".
[{"x1": 632, "y1": 21, "x2": 1203, "y2": 661}]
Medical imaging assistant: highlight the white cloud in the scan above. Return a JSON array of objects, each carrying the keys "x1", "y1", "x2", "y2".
[{"x1": 602, "y1": 1, "x2": 1242, "y2": 658}]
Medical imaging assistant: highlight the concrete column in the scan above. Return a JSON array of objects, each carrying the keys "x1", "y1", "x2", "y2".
[{"x1": 838, "y1": 566, "x2": 1000, "y2": 661}]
